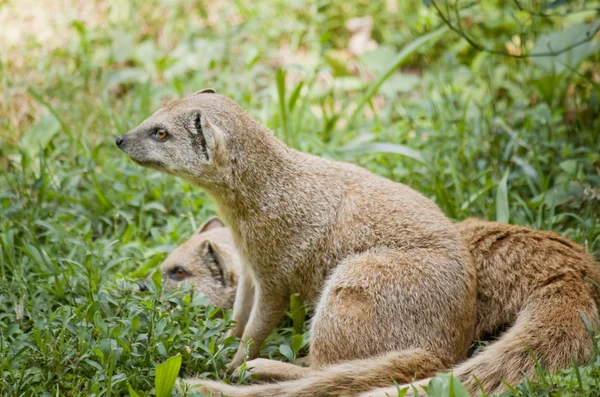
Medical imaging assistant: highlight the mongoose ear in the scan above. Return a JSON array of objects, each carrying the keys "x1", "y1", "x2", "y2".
[
  {"x1": 197, "y1": 216, "x2": 225, "y2": 234},
  {"x1": 194, "y1": 88, "x2": 216, "y2": 95},
  {"x1": 192, "y1": 111, "x2": 226, "y2": 164},
  {"x1": 200, "y1": 240, "x2": 228, "y2": 287}
]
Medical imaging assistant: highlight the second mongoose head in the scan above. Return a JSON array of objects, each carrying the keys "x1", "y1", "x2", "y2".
[{"x1": 148, "y1": 216, "x2": 240, "y2": 309}]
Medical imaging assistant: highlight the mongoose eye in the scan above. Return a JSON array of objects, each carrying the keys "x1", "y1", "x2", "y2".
[
  {"x1": 170, "y1": 266, "x2": 187, "y2": 280},
  {"x1": 152, "y1": 129, "x2": 169, "y2": 141}
]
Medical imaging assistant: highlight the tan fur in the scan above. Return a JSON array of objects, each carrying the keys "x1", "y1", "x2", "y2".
[
  {"x1": 158, "y1": 217, "x2": 240, "y2": 309},
  {"x1": 117, "y1": 93, "x2": 598, "y2": 396},
  {"x1": 117, "y1": 92, "x2": 475, "y2": 386},
  {"x1": 155, "y1": 218, "x2": 600, "y2": 395}
]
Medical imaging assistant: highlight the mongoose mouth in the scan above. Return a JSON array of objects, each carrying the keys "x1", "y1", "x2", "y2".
[{"x1": 130, "y1": 157, "x2": 165, "y2": 171}]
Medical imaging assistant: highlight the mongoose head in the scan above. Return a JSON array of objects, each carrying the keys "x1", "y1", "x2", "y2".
[
  {"x1": 151, "y1": 216, "x2": 240, "y2": 309},
  {"x1": 116, "y1": 89, "x2": 274, "y2": 188}
]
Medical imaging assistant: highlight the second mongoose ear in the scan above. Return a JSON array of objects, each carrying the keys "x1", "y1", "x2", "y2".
[
  {"x1": 197, "y1": 216, "x2": 225, "y2": 234},
  {"x1": 194, "y1": 88, "x2": 216, "y2": 95},
  {"x1": 200, "y1": 240, "x2": 228, "y2": 287}
]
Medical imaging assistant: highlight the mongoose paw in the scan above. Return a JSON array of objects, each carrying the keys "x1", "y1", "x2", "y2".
[
  {"x1": 294, "y1": 355, "x2": 311, "y2": 367},
  {"x1": 357, "y1": 386, "x2": 407, "y2": 397},
  {"x1": 182, "y1": 378, "x2": 225, "y2": 395},
  {"x1": 230, "y1": 358, "x2": 273, "y2": 381},
  {"x1": 225, "y1": 358, "x2": 242, "y2": 373},
  {"x1": 235, "y1": 358, "x2": 311, "y2": 382},
  {"x1": 227, "y1": 358, "x2": 279, "y2": 382}
]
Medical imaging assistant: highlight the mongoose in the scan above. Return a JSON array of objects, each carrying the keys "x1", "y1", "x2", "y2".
[
  {"x1": 116, "y1": 91, "x2": 477, "y2": 387},
  {"x1": 116, "y1": 92, "x2": 599, "y2": 396},
  {"x1": 148, "y1": 217, "x2": 600, "y2": 395},
  {"x1": 145, "y1": 216, "x2": 241, "y2": 309}
]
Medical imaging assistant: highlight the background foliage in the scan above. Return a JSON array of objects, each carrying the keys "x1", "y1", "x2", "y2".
[{"x1": 0, "y1": 0, "x2": 599, "y2": 396}]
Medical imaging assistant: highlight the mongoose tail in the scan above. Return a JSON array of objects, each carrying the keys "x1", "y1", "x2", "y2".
[
  {"x1": 189, "y1": 348, "x2": 450, "y2": 397},
  {"x1": 363, "y1": 275, "x2": 600, "y2": 397}
]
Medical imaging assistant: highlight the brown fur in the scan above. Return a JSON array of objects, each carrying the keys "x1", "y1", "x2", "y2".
[
  {"x1": 117, "y1": 93, "x2": 598, "y2": 396},
  {"x1": 157, "y1": 218, "x2": 600, "y2": 396}
]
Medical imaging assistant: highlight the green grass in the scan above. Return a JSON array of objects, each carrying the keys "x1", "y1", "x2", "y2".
[{"x1": 1, "y1": 0, "x2": 599, "y2": 396}]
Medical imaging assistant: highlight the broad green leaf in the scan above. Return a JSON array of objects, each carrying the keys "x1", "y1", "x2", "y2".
[
  {"x1": 128, "y1": 384, "x2": 141, "y2": 397},
  {"x1": 559, "y1": 160, "x2": 577, "y2": 175},
  {"x1": 427, "y1": 373, "x2": 470, "y2": 397},
  {"x1": 393, "y1": 383, "x2": 410, "y2": 397},
  {"x1": 94, "y1": 312, "x2": 108, "y2": 336},
  {"x1": 279, "y1": 344, "x2": 295, "y2": 363},
  {"x1": 531, "y1": 21, "x2": 600, "y2": 75},
  {"x1": 152, "y1": 269, "x2": 163, "y2": 291},
  {"x1": 20, "y1": 116, "x2": 60, "y2": 159},
  {"x1": 155, "y1": 354, "x2": 182, "y2": 397}
]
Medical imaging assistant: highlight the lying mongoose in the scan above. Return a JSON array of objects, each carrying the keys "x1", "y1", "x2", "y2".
[
  {"x1": 146, "y1": 216, "x2": 241, "y2": 309},
  {"x1": 116, "y1": 91, "x2": 598, "y2": 396},
  {"x1": 147, "y1": 216, "x2": 600, "y2": 394}
]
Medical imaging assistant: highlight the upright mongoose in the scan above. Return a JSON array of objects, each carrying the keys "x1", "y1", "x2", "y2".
[{"x1": 117, "y1": 91, "x2": 598, "y2": 396}]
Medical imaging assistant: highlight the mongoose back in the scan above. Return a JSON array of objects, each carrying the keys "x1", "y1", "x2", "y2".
[
  {"x1": 146, "y1": 217, "x2": 600, "y2": 395},
  {"x1": 117, "y1": 91, "x2": 477, "y2": 385}
]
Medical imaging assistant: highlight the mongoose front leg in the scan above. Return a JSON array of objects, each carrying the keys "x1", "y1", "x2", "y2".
[
  {"x1": 228, "y1": 289, "x2": 288, "y2": 369},
  {"x1": 228, "y1": 269, "x2": 255, "y2": 339}
]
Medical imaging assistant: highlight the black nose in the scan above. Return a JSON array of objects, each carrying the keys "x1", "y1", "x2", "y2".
[
  {"x1": 115, "y1": 136, "x2": 124, "y2": 147},
  {"x1": 138, "y1": 282, "x2": 149, "y2": 292}
]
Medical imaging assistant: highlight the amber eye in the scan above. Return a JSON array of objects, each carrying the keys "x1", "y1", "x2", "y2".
[
  {"x1": 170, "y1": 266, "x2": 187, "y2": 280},
  {"x1": 153, "y1": 129, "x2": 168, "y2": 141}
]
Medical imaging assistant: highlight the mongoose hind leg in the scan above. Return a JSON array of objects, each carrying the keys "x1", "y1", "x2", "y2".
[{"x1": 309, "y1": 248, "x2": 475, "y2": 367}]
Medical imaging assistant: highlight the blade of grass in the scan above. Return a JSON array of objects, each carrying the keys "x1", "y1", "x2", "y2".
[
  {"x1": 345, "y1": 25, "x2": 449, "y2": 129},
  {"x1": 27, "y1": 88, "x2": 74, "y2": 139}
]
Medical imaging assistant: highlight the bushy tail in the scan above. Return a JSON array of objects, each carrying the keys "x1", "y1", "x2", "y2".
[
  {"x1": 452, "y1": 287, "x2": 597, "y2": 395},
  {"x1": 366, "y1": 283, "x2": 600, "y2": 397},
  {"x1": 190, "y1": 283, "x2": 599, "y2": 397}
]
